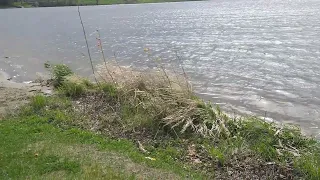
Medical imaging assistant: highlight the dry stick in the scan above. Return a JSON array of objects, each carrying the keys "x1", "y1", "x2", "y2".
[
  {"x1": 96, "y1": 70, "x2": 108, "y2": 84},
  {"x1": 113, "y1": 52, "x2": 123, "y2": 74},
  {"x1": 158, "y1": 57, "x2": 172, "y2": 89},
  {"x1": 96, "y1": 30, "x2": 115, "y2": 84},
  {"x1": 264, "y1": 111, "x2": 267, "y2": 121},
  {"x1": 77, "y1": 6, "x2": 100, "y2": 86},
  {"x1": 172, "y1": 127, "x2": 180, "y2": 139},
  {"x1": 153, "y1": 128, "x2": 160, "y2": 140},
  {"x1": 175, "y1": 51, "x2": 190, "y2": 92},
  {"x1": 171, "y1": 65, "x2": 181, "y2": 83}
]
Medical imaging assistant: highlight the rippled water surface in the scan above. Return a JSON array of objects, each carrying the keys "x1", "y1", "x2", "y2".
[{"x1": 1, "y1": 0, "x2": 320, "y2": 136}]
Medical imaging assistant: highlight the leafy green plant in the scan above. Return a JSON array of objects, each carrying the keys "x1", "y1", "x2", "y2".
[{"x1": 44, "y1": 62, "x2": 73, "y2": 87}]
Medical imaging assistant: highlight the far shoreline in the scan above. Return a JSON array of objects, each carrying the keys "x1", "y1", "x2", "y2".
[{"x1": 1, "y1": 0, "x2": 203, "y2": 9}]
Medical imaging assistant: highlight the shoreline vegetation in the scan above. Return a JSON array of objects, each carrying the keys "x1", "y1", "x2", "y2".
[
  {"x1": 0, "y1": 0, "x2": 200, "y2": 8},
  {"x1": 1, "y1": 62, "x2": 319, "y2": 179}
]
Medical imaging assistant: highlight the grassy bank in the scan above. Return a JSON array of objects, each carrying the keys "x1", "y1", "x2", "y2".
[
  {"x1": 1, "y1": 63, "x2": 319, "y2": 179},
  {"x1": 0, "y1": 2, "x2": 32, "y2": 8},
  {"x1": 12, "y1": 2, "x2": 33, "y2": 7},
  {"x1": 0, "y1": 115, "x2": 202, "y2": 179}
]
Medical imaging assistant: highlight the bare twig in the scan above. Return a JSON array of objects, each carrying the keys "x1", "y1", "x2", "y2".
[
  {"x1": 113, "y1": 52, "x2": 123, "y2": 73},
  {"x1": 137, "y1": 140, "x2": 148, "y2": 153},
  {"x1": 175, "y1": 51, "x2": 190, "y2": 92},
  {"x1": 96, "y1": 30, "x2": 115, "y2": 84},
  {"x1": 77, "y1": 6, "x2": 100, "y2": 86},
  {"x1": 158, "y1": 57, "x2": 172, "y2": 89}
]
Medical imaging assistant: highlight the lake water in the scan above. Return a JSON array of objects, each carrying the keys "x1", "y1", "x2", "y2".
[{"x1": 1, "y1": 0, "x2": 320, "y2": 137}]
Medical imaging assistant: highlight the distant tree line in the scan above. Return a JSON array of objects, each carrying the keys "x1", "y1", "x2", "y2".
[
  {"x1": 1, "y1": 0, "x2": 185, "y2": 7},
  {"x1": 0, "y1": 0, "x2": 13, "y2": 5}
]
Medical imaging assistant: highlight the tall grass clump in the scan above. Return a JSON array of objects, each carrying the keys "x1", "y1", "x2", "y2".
[
  {"x1": 30, "y1": 95, "x2": 47, "y2": 111},
  {"x1": 93, "y1": 62, "x2": 230, "y2": 137}
]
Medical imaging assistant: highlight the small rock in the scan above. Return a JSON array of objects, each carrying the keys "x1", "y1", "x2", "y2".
[
  {"x1": 138, "y1": 141, "x2": 148, "y2": 154},
  {"x1": 266, "y1": 162, "x2": 276, "y2": 165},
  {"x1": 193, "y1": 158, "x2": 202, "y2": 164},
  {"x1": 23, "y1": 81, "x2": 33, "y2": 84},
  {"x1": 145, "y1": 157, "x2": 156, "y2": 161}
]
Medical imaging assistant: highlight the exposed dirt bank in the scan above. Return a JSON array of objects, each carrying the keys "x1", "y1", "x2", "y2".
[{"x1": 0, "y1": 71, "x2": 52, "y2": 119}]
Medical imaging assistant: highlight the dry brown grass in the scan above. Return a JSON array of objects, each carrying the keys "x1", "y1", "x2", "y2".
[{"x1": 92, "y1": 62, "x2": 231, "y2": 138}]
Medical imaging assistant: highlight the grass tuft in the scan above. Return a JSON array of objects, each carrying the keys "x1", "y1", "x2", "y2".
[
  {"x1": 101, "y1": 83, "x2": 117, "y2": 97},
  {"x1": 31, "y1": 95, "x2": 47, "y2": 111},
  {"x1": 59, "y1": 80, "x2": 86, "y2": 98}
]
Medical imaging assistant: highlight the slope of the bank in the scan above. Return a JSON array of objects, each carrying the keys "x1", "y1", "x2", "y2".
[{"x1": 1, "y1": 64, "x2": 319, "y2": 179}]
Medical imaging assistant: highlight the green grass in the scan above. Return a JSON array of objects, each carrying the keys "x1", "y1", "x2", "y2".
[{"x1": 0, "y1": 115, "x2": 203, "y2": 179}]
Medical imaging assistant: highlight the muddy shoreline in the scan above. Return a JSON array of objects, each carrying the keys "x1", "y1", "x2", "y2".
[{"x1": 0, "y1": 71, "x2": 52, "y2": 119}]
